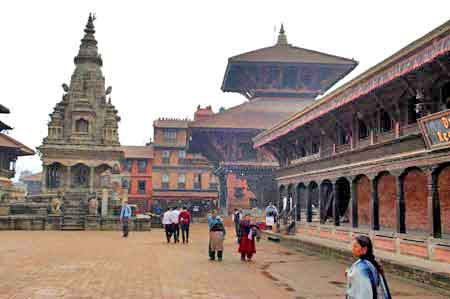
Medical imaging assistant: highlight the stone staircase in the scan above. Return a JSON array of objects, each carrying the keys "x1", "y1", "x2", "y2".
[{"x1": 62, "y1": 192, "x2": 88, "y2": 231}]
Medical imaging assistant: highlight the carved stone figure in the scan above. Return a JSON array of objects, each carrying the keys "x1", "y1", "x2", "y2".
[
  {"x1": 50, "y1": 197, "x2": 62, "y2": 214},
  {"x1": 88, "y1": 197, "x2": 98, "y2": 215}
]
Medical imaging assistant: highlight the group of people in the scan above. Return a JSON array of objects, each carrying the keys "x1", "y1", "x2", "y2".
[
  {"x1": 162, "y1": 206, "x2": 191, "y2": 244},
  {"x1": 120, "y1": 202, "x2": 391, "y2": 299},
  {"x1": 207, "y1": 209, "x2": 261, "y2": 262}
]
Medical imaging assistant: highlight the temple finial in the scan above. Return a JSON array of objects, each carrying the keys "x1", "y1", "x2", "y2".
[
  {"x1": 85, "y1": 13, "x2": 96, "y2": 35},
  {"x1": 74, "y1": 13, "x2": 102, "y2": 66},
  {"x1": 276, "y1": 23, "x2": 288, "y2": 46}
]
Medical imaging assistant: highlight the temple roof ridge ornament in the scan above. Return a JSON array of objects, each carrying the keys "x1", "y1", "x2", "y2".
[{"x1": 276, "y1": 23, "x2": 289, "y2": 46}]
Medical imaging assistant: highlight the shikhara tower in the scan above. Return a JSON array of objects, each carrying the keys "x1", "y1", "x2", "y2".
[{"x1": 39, "y1": 14, "x2": 123, "y2": 194}]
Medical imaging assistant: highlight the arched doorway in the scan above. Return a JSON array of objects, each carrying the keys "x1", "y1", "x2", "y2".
[
  {"x1": 95, "y1": 164, "x2": 112, "y2": 189},
  {"x1": 72, "y1": 163, "x2": 90, "y2": 188},
  {"x1": 336, "y1": 177, "x2": 351, "y2": 226},
  {"x1": 402, "y1": 168, "x2": 428, "y2": 233},
  {"x1": 47, "y1": 162, "x2": 64, "y2": 189},
  {"x1": 438, "y1": 164, "x2": 450, "y2": 237},
  {"x1": 308, "y1": 182, "x2": 319, "y2": 223},
  {"x1": 376, "y1": 172, "x2": 397, "y2": 231},
  {"x1": 355, "y1": 175, "x2": 371, "y2": 228},
  {"x1": 320, "y1": 180, "x2": 333, "y2": 224},
  {"x1": 296, "y1": 183, "x2": 307, "y2": 221}
]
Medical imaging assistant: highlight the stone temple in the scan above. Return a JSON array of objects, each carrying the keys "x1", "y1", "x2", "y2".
[{"x1": 38, "y1": 14, "x2": 122, "y2": 196}]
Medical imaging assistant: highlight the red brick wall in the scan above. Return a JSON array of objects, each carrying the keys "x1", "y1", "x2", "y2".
[
  {"x1": 438, "y1": 166, "x2": 450, "y2": 235},
  {"x1": 356, "y1": 176, "x2": 371, "y2": 226},
  {"x1": 404, "y1": 169, "x2": 428, "y2": 232},
  {"x1": 377, "y1": 174, "x2": 397, "y2": 230}
]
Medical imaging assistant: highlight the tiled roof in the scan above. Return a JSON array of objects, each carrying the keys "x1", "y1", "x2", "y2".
[
  {"x1": 153, "y1": 118, "x2": 190, "y2": 129},
  {"x1": 253, "y1": 19, "x2": 450, "y2": 148},
  {"x1": 21, "y1": 172, "x2": 42, "y2": 182},
  {"x1": 0, "y1": 133, "x2": 35, "y2": 156},
  {"x1": 121, "y1": 145, "x2": 154, "y2": 159},
  {"x1": 229, "y1": 44, "x2": 356, "y2": 65},
  {"x1": 189, "y1": 97, "x2": 315, "y2": 130},
  {"x1": 0, "y1": 104, "x2": 10, "y2": 114},
  {"x1": 0, "y1": 120, "x2": 12, "y2": 131}
]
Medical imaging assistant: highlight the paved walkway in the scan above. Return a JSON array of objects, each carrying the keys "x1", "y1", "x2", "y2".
[{"x1": 0, "y1": 225, "x2": 447, "y2": 298}]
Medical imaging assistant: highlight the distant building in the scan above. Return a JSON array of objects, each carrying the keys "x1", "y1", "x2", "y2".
[
  {"x1": 19, "y1": 172, "x2": 42, "y2": 196},
  {"x1": 0, "y1": 104, "x2": 35, "y2": 200},
  {"x1": 188, "y1": 25, "x2": 356, "y2": 214},
  {"x1": 120, "y1": 145, "x2": 153, "y2": 212},
  {"x1": 152, "y1": 118, "x2": 218, "y2": 217}
]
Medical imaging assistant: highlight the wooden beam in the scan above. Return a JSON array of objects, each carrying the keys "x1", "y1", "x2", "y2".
[
  {"x1": 400, "y1": 78, "x2": 416, "y2": 97},
  {"x1": 373, "y1": 93, "x2": 398, "y2": 121},
  {"x1": 437, "y1": 60, "x2": 450, "y2": 77}
]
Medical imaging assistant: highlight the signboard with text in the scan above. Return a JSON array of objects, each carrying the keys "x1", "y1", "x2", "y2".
[{"x1": 418, "y1": 109, "x2": 450, "y2": 149}]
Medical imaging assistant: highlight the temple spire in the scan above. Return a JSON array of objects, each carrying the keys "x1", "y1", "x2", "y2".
[
  {"x1": 276, "y1": 23, "x2": 288, "y2": 46},
  {"x1": 74, "y1": 13, "x2": 102, "y2": 66}
]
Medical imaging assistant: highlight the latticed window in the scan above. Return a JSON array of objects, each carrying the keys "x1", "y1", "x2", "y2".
[
  {"x1": 162, "y1": 173, "x2": 169, "y2": 189},
  {"x1": 138, "y1": 181, "x2": 146, "y2": 194},
  {"x1": 123, "y1": 159, "x2": 132, "y2": 172},
  {"x1": 311, "y1": 141, "x2": 320, "y2": 154},
  {"x1": 210, "y1": 175, "x2": 218, "y2": 190},
  {"x1": 194, "y1": 174, "x2": 202, "y2": 189},
  {"x1": 178, "y1": 150, "x2": 186, "y2": 164},
  {"x1": 137, "y1": 160, "x2": 147, "y2": 173},
  {"x1": 282, "y1": 67, "x2": 297, "y2": 89},
  {"x1": 163, "y1": 129, "x2": 177, "y2": 143},
  {"x1": 162, "y1": 150, "x2": 170, "y2": 164},
  {"x1": 178, "y1": 173, "x2": 186, "y2": 189}
]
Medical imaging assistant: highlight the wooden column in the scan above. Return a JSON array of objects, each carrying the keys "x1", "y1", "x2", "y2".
[
  {"x1": 370, "y1": 175, "x2": 380, "y2": 230},
  {"x1": 350, "y1": 177, "x2": 358, "y2": 228},
  {"x1": 395, "y1": 173, "x2": 406, "y2": 234},
  {"x1": 350, "y1": 117, "x2": 357, "y2": 150},
  {"x1": 425, "y1": 167, "x2": 441, "y2": 238},
  {"x1": 333, "y1": 180, "x2": 340, "y2": 226},
  {"x1": 306, "y1": 184, "x2": 312, "y2": 223}
]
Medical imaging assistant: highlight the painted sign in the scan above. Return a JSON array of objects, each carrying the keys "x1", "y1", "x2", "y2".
[{"x1": 419, "y1": 109, "x2": 450, "y2": 149}]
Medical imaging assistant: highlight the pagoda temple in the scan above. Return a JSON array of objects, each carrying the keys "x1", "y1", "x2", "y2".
[{"x1": 189, "y1": 26, "x2": 357, "y2": 214}]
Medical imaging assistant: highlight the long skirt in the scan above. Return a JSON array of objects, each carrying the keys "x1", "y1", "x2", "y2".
[
  {"x1": 209, "y1": 231, "x2": 224, "y2": 251},
  {"x1": 238, "y1": 234, "x2": 256, "y2": 254}
]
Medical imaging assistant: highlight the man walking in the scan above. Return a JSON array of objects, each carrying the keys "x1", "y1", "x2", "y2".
[
  {"x1": 170, "y1": 206, "x2": 180, "y2": 243},
  {"x1": 119, "y1": 200, "x2": 132, "y2": 238},
  {"x1": 162, "y1": 208, "x2": 173, "y2": 243},
  {"x1": 179, "y1": 206, "x2": 191, "y2": 244},
  {"x1": 232, "y1": 208, "x2": 242, "y2": 240}
]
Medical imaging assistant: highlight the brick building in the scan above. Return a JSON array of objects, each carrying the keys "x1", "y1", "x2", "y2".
[
  {"x1": 120, "y1": 146, "x2": 153, "y2": 212},
  {"x1": 188, "y1": 26, "x2": 357, "y2": 214},
  {"x1": 152, "y1": 118, "x2": 218, "y2": 216},
  {"x1": 254, "y1": 20, "x2": 450, "y2": 263}
]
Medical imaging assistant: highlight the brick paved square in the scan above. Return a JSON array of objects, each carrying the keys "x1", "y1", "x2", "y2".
[{"x1": 0, "y1": 225, "x2": 447, "y2": 298}]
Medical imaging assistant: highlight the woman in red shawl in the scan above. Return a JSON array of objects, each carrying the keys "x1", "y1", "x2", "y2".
[{"x1": 238, "y1": 214, "x2": 257, "y2": 261}]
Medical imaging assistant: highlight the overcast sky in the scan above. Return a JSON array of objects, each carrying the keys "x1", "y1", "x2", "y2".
[{"x1": 1, "y1": 1, "x2": 449, "y2": 177}]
